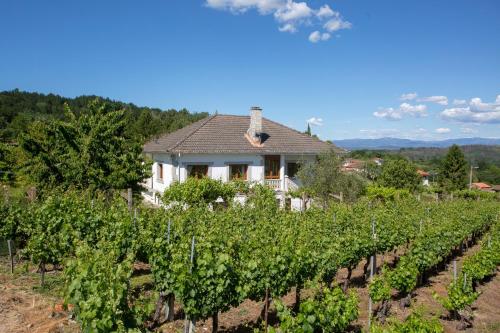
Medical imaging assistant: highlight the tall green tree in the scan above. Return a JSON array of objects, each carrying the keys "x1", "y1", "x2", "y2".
[
  {"x1": 19, "y1": 100, "x2": 150, "y2": 193},
  {"x1": 305, "y1": 123, "x2": 311, "y2": 136},
  {"x1": 439, "y1": 144, "x2": 467, "y2": 191},
  {"x1": 377, "y1": 158, "x2": 420, "y2": 192},
  {"x1": 297, "y1": 150, "x2": 366, "y2": 206}
]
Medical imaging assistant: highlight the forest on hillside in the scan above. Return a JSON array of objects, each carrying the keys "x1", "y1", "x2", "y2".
[{"x1": 0, "y1": 89, "x2": 208, "y2": 142}]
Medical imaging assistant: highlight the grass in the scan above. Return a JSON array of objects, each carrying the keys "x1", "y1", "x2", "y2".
[
  {"x1": 0, "y1": 256, "x2": 65, "y2": 299},
  {"x1": 131, "y1": 273, "x2": 153, "y2": 290}
]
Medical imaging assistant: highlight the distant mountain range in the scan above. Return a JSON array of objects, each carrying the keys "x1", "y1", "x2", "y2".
[{"x1": 333, "y1": 137, "x2": 500, "y2": 150}]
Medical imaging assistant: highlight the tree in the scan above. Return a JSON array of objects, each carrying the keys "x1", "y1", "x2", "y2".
[
  {"x1": 0, "y1": 89, "x2": 208, "y2": 142},
  {"x1": 0, "y1": 143, "x2": 14, "y2": 183},
  {"x1": 18, "y1": 100, "x2": 150, "y2": 193},
  {"x1": 305, "y1": 123, "x2": 311, "y2": 136},
  {"x1": 297, "y1": 150, "x2": 366, "y2": 206},
  {"x1": 377, "y1": 158, "x2": 420, "y2": 192},
  {"x1": 439, "y1": 145, "x2": 467, "y2": 192}
]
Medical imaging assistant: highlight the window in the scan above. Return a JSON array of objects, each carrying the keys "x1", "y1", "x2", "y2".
[
  {"x1": 230, "y1": 164, "x2": 248, "y2": 180},
  {"x1": 188, "y1": 165, "x2": 208, "y2": 179},
  {"x1": 265, "y1": 155, "x2": 280, "y2": 179},
  {"x1": 157, "y1": 163, "x2": 164, "y2": 180},
  {"x1": 287, "y1": 162, "x2": 299, "y2": 178}
]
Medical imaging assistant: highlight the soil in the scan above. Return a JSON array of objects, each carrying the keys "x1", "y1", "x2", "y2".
[
  {"x1": 0, "y1": 258, "x2": 79, "y2": 333},
  {"x1": 344, "y1": 244, "x2": 500, "y2": 333},
  {"x1": 1, "y1": 244, "x2": 499, "y2": 333}
]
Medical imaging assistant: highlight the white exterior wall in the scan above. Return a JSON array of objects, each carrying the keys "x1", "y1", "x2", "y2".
[
  {"x1": 150, "y1": 153, "x2": 174, "y2": 193},
  {"x1": 148, "y1": 153, "x2": 317, "y2": 192},
  {"x1": 145, "y1": 153, "x2": 318, "y2": 211},
  {"x1": 150, "y1": 153, "x2": 265, "y2": 190}
]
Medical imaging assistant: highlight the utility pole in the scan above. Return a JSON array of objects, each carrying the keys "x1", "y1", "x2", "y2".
[{"x1": 469, "y1": 165, "x2": 478, "y2": 189}]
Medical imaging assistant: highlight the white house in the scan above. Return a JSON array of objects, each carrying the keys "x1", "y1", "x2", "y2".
[{"x1": 142, "y1": 107, "x2": 340, "y2": 206}]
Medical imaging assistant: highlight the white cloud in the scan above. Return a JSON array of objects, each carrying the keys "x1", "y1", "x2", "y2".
[
  {"x1": 461, "y1": 127, "x2": 477, "y2": 134},
  {"x1": 453, "y1": 99, "x2": 467, "y2": 106},
  {"x1": 399, "y1": 103, "x2": 427, "y2": 117},
  {"x1": 400, "y1": 92, "x2": 418, "y2": 101},
  {"x1": 434, "y1": 127, "x2": 451, "y2": 134},
  {"x1": 274, "y1": 1, "x2": 312, "y2": 22},
  {"x1": 316, "y1": 4, "x2": 334, "y2": 19},
  {"x1": 308, "y1": 31, "x2": 330, "y2": 43},
  {"x1": 307, "y1": 117, "x2": 323, "y2": 126},
  {"x1": 440, "y1": 95, "x2": 500, "y2": 124},
  {"x1": 205, "y1": 0, "x2": 284, "y2": 14},
  {"x1": 374, "y1": 103, "x2": 427, "y2": 120},
  {"x1": 205, "y1": 0, "x2": 350, "y2": 40},
  {"x1": 323, "y1": 12, "x2": 352, "y2": 32},
  {"x1": 373, "y1": 107, "x2": 402, "y2": 120},
  {"x1": 418, "y1": 95, "x2": 448, "y2": 105},
  {"x1": 441, "y1": 107, "x2": 500, "y2": 123},
  {"x1": 279, "y1": 23, "x2": 297, "y2": 32},
  {"x1": 469, "y1": 96, "x2": 500, "y2": 112}
]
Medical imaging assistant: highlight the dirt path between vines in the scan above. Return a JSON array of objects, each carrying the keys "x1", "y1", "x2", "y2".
[
  {"x1": 158, "y1": 244, "x2": 500, "y2": 333},
  {"x1": 1, "y1": 246, "x2": 499, "y2": 333},
  {"x1": 347, "y1": 244, "x2": 500, "y2": 333},
  {"x1": 0, "y1": 258, "x2": 78, "y2": 333}
]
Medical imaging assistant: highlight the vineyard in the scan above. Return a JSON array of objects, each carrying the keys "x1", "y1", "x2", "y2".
[{"x1": 1, "y1": 188, "x2": 499, "y2": 333}]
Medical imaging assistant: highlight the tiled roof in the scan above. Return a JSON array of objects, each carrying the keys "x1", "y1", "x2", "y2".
[
  {"x1": 417, "y1": 169, "x2": 430, "y2": 177},
  {"x1": 471, "y1": 182, "x2": 492, "y2": 189},
  {"x1": 143, "y1": 114, "x2": 341, "y2": 154},
  {"x1": 343, "y1": 159, "x2": 365, "y2": 169}
]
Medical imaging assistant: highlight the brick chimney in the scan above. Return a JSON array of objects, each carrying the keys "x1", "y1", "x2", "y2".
[{"x1": 248, "y1": 106, "x2": 262, "y2": 143}]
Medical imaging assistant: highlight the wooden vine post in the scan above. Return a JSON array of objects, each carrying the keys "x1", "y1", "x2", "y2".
[
  {"x1": 165, "y1": 219, "x2": 175, "y2": 322},
  {"x1": 264, "y1": 287, "x2": 270, "y2": 332},
  {"x1": 184, "y1": 236, "x2": 196, "y2": 333},
  {"x1": 367, "y1": 217, "x2": 377, "y2": 329},
  {"x1": 7, "y1": 239, "x2": 14, "y2": 274},
  {"x1": 127, "y1": 187, "x2": 133, "y2": 213},
  {"x1": 40, "y1": 262, "x2": 46, "y2": 287}
]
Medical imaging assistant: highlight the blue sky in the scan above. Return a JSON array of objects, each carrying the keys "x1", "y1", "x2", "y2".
[{"x1": 1, "y1": 0, "x2": 499, "y2": 140}]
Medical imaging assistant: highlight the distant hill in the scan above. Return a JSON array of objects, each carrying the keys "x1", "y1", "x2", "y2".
[{"x1": 334, "y1": 137, "x2": 500, "y2": 150}]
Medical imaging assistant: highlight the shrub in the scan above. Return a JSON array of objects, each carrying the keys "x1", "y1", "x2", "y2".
[
  {"x1": 64, "y1": 243, "x2": 138, "y2": 332},
  {"x1": 162, "y1": 177, "x2": 236, "y2": 207},
  {"x1": 366, "y1": 185, "x2": 411, "y2": 203},
  {"x1": 270, "y1": 286, "x2": 358, "y2": 333}
]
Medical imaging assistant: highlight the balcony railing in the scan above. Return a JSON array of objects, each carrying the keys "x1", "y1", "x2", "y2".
[{"x1": 265, "y1": 179, "x2": 281, "y2": 190}]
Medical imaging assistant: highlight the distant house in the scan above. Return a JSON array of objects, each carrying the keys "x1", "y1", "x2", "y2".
[
  {"x1": 491, "y1": 185, "x2": 500, "y2": 193},
  {"x1": 372, "y1": 157, "x2": 383, "y2": 166},
  {"x1": 417, "y1": 169, "x2": 430, "y2": 186},
  {"x1": 142, "y1": 107, "x2": 341, "y2": 206},
  {"x1": 471, "y1": 182, "x2": 493, "y2": 192},
  {"x1": 342, "y1": 159, "x2": 365, "y2": 172}
]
